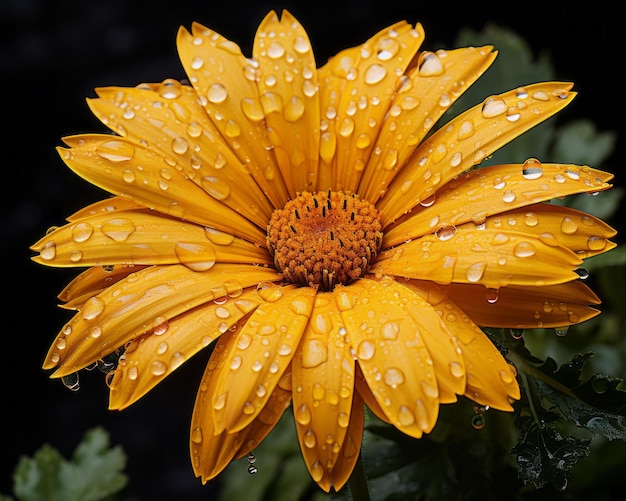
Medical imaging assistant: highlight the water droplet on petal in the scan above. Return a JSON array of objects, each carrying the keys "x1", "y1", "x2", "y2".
[
  {"x1": 384, "y1": 367, "x2": 405, "y2": 388},
  {"x1": 71, "y1": 222, "x2": 94, "y2": 242},
  {"x1": 102, "y1": 218, "x2": 136, "y2": 242},
  {"x1": 364, "y1": 63, "x2": 387, "y2": 84},
  {"x1": 207, "y1": 83, "x2": 228, "y2": 103},
  {"x1": 481, "y1": 97, "x2": 507, "y2": 118},
  {"x1": 95, "y1": 140, "x2": 135, "y2": 162},
  {"x1": 174, "y1": 242, "x2": 217, "y2": 271},
  {"x1": 356, "y1": 340, "x2": 375, "y2": 360},
  {"x1": 465, "y1": 262, "x2": 487, "y2": 283},
  {"x1": 522, "y1": 158, "x2": 543, "y2": 179},
  {"x1": 417, "y1": 51, "x2": 444, "y2": 76},
  {"x1": 82, "y1": 296, "x2": 105, "y2": 320}
]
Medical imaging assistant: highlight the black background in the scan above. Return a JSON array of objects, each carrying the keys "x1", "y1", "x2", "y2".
[{"x1": 3, "y1": 0, "x2": 623, "y2": 499}]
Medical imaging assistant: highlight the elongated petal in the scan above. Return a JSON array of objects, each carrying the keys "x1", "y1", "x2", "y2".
[
  {"x1": 374, "y1": 224, "x2": 582, "y2": 288},
  {"x1": 403, "y1": 280, "x2": 520, "y2": 410},
  {"x1": 317, "y1": 22, "x2": 425, "y2": 192},
  {"x1": 325, "y1": 390, "x2": 364, "y2": 492},
  {"x1": 31, "y1": 209, "x2": 271, "y2": 268},
  {"x1": 438, "y1": 280, "x2": 601, "y2": 329},
  {"x1": 384, "y1": 162, "x2": 614, "y2": 246},
  {"x1": 66, "y1": 196, "x2": 143, "y2": 221},
  {"x1": 253, "y1": 10, "x2": 320, "y2": 196},
  {"x1": 44, "y1": 264, "x2": 282, "y2": 376},
  {"x1": 58, "y1": 265, "x2": 148, "y2": 307},
  {"x1": 360, "y1": 46, "x2": 497, "y2": 203},
  {"x1": 211, "y1": 286, "x2": 316, "y2": 434},
  {"x1": 292, "y1": 293, "x2": 355, "y2": 491},
  {"x1": 191, "y1": 331, "x2": 292, "y2": 482},
  {"x1": 177, "y1": 23, "x2": 289, "y2": 207},
  {"x1": 338, "y1": 278, "x2": 444, "y2": 437},
  {"x1": 58, "y1": 135, "x2": 266, "y2": 243},
  {"x1": 354, "y1": 365, "x2": 391, "y2": 424},
  {"x1": 109, "y1": 288, "x2": 261, "y2": 409},
  {"x1": 379, "y1": 82, "x2": 577, "y2": 225},
  {"x1": 89, "y1": 84, "x2": 274, "y2": 227}
]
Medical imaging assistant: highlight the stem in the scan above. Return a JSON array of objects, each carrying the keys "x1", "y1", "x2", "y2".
[{"x1": 348, "y1": 452, "x2": 371, "y2": 501}]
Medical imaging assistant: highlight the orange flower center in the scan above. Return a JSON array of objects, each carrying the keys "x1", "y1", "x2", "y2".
[{"x1": 267, "y1": 191, "x2": 383, "y2": 291}]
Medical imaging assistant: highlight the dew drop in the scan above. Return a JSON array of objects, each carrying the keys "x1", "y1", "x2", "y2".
[
  {"x1": 465, "y1": 262, "x2": 487, "y2": 283},
  {"x1": 102, "y1": 218, "x2": 136, "y2": 242},
  {"x1": 485, "y1": 288, "x2": 499, "y2": 303},
  {"x1": 62, "y1": 373, "x2": 80, "y2": 392},
  {"x1": 207, "y1": 83, "x2": 228, "y2": 103},
  {"x1": 153, "y1": 316, "x2": 169, "y2": 335},
  {"x1": 560, "y1": 216, "x2": 578, "y2": 235},
  {"x1": 151, "y1": 360, "x2": 167, "y2": 376},
  {"x1": 435, "y1": 225, "x2": 456, "y2": 241},
  {"x1": 471, "y1": 413, "x2": 486, "y2": 430},
  {"x1": 82, "y1": 296, "x2": 105, "y2": 320},
  {"x1": 302, "y1": 339, "x2": 328, "y2": 368},
  {"x1": 513, "y1": 241, "x2": 536, "y2": 258},
  {"x1": 295, "y1": 404, "x2": 312, "y2": 425},
  {"x1": 417, "y1": 51, "x2": 444, "y2": 76},
  {"x1": 509, "y1": 328, "x2": 524, "y2": 339},
  {"x1": 284, "y1": 96, "x2": 305, "y2": 122},
  {"x1": 384, "y1": 367, "x2": 405, "y2": 388},
  {"x1": 174, "y1": 242, "x2": 217, "y2": 271},
  {"x1": 267, "y1": 41, "x2": 286, "y2": 59},
  {"x1": 522, "y1": 158, "x2": 543, "y2": 179},
  {"x1": 554, "y1": 326, "x2": 569, "y2": 337},
  {"x1": 240, "y1": 97, "x2": 265, "y2": 122},
  {"x1": 95, "y1": 140, "x2": 135, "y2": 162},
  {"x1": 201, "y1": 175, "x2": 231, "y2": 200},
  {"x1": 481, "y1": 97, "x2": 507, "y2": 118},
  {"x1": 356, "y1": 340, "x2": 375, "y2": 360},
  {"x1": 40, "y1": 241, "x2": 57, "y2": 260},
  {"x1": 364, "y1": 63, "x2": 387, "y2": 84},
  {"x1": 397, "y1": 405, "x2": 415, "y2": 426},
  {"x1": 71, "y1": 222, "x2": 94, "y2": 242}
]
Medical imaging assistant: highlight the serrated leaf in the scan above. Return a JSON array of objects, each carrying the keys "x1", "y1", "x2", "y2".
[
  {"x1": 513, "y1": 420, "x2": 590, "y2": 490},
  {"x1": 12, "y1": 428, "x2": 127, "y2": 501}
]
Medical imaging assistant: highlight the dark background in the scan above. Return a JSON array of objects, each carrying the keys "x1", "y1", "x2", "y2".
[{"x1": 3, "y1": 0, "x2": 623, "y2": 499}]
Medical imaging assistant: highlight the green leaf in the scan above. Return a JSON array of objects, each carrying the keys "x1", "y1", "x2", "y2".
[
  {"x1": 551, "y1": 119, "x2": 617, "y2": 167},
  {"x1": 512, "y1": 419, "x2": 590, "y2": 490},
  {"x1": 12, "y1": 427, "x2": 127, "y2": 501}
]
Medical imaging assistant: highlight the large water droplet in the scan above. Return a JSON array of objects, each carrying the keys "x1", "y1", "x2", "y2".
[
  {"x1": 174, "y1": 242, "x2": 217, "y2": 271},
  {"x1": 95, "y1": 140, "x2": 135, "y2": 162},
  {"x1": 522, "y1": 158, "x2": 543, "y2": 179},
  {"x1": 102, "y1": 218, "x2": 136, "y2": 242}
]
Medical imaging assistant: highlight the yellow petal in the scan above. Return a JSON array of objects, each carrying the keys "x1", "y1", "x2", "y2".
[
  {"x1": 177, "y1": 22, "x2": 289, "y2": 207},
  {"x1": 438, "y1": 280, "x2": 601, "y2": 329},
  {"x1": 66, "y1": 196, "x2": 143, "y2": 221},
  {"x1": 31, "y1": 209, "x2": 271, "y2": 268},
  {"x1": 360, "y1": 46, "x2": 497, "y2": 203},
  {"x1": 211, "y1": 285, "x2": 316, "y2": 434},
  {"x1": 317, "y1": 21, "x2": 425, "y2": 192},
  {"x1": 374, "y1": 225, "x2": 582, "y2": 288},
  {"x1": 109, "y1": 287, "x2": 261, "y2": 410},
  {"x1": 191, "y1": 331, "x2": 292, "y2": 482},
  {"x1": 89, "y1": 84, "x2": 274, "y2": 227},
  {"x1": 337, "y1": 278, "x2": 442, "y2": 437},
  {"x1": 44, "y1": 264, "x2": 282, "y2": 376},
  {"x1": 58, "y1": 265, "x2": 148, "y2": 307},
  {"x1": 57, "y1": 135, "x2": 266, "y2": 244},
  {"x1": 354, "y1": 365, "x2": 391, "y2": 424},
  {"x1": 325, "y1": 391, "x2": 365, "y2": 492},
  {"x1": 291, "y1": 293, "x2": 355, "y2": 491},
  {"x1": 253, "y1": 10, "x2": 320, "y2": 196},
  {"x1": 379, "y1": 82, "x2": 577, "y2": 225},
  {"x1": 384, "y1": 162, "x2": 614, "y2": 246},
  {"x1": 405, "y1": 280, "x2": 520, "y2": 410},
  {"x1": 231, "y1": 368, "x2": 293, "y2": 461}
]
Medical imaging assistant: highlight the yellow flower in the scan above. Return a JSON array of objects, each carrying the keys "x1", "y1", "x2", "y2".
[{"x1": 31, "y1": 10, "x2": 616, "y2": 492}]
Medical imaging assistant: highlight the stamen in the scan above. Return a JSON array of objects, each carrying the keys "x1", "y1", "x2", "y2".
[{"x1": 266, "y1": 191, "x2": 383, "y2": 291}]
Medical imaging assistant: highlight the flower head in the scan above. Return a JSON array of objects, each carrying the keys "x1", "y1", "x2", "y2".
[{"x1": 32, "y1": 10, "x2": 616, "y2": 492}]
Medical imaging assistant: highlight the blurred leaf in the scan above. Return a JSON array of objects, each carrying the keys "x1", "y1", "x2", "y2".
[
  {"x1": 551, "y1": 120, "x2": 617, "y2": 167},
  {"x1": 12, "y1": 427, "x2": 127, "y2": 501}
]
